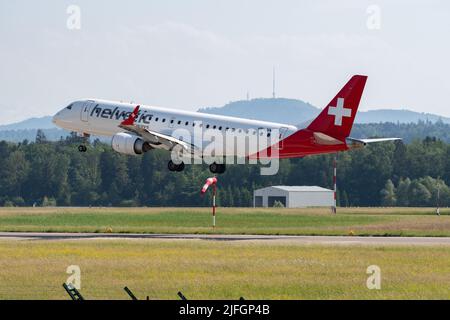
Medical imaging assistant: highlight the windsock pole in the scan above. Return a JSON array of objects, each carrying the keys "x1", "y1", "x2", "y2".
[
  {"x1": 333, "y1": 153, "x2": 337, "y2": 214},
  {"x1": 436, "y1": 177, "x2": 441, "y2": 216},
  {"x1": 212, "y1": 184, "x2": 217, "y2": 228},
  {"x1": 200, "y1": 176, "x2": 218, "y2": 228}
]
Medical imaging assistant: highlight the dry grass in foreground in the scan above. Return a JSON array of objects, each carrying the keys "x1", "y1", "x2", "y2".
[{"x1": 0, "y1": 239, "x2": 449, "y2": 300}]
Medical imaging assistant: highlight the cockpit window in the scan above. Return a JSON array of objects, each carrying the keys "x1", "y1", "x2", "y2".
[{"x1": 66, "y1": 104, "x2": 73, "y2": 110}]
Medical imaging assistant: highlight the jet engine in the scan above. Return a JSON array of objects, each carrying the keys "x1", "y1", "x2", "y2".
[{"x1": 111, "y1": 132, "x2": 152, "y2": 155}]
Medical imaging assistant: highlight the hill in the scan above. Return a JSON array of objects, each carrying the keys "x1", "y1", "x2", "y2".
[
  {"x1": 199, "y1": 98, "x2": 318, "y2": 125},
  {"x1": 199, "y1": 98, "x2": 450, "y2": 126},
  {"x1": 355, "y1": 109, "x2": 450, "y2": 124},
  {"x1": 0, "y1": 116, "x2": 55, "y2": 131}
]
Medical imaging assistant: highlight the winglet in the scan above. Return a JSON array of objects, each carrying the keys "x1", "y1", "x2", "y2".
[{"x1": 121, "y1": 105, "x2": 140, "y2": 126}]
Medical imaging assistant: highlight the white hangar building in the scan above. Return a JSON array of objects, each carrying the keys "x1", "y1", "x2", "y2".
[{"x1": 253, "y1": 186, "x2": 334, "y2": 208}]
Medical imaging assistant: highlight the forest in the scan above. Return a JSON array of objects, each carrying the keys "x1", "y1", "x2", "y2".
[{"x1": 0, "y1": 131, "x2": 449, "y2": 207}]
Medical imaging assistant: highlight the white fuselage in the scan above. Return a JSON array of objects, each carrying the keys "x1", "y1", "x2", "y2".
[{"x1": 53, "y1": 99, "x2": 298, "y2": 157}]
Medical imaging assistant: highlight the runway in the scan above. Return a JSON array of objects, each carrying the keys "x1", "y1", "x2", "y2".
[{"x1": 0, "y1": 232, "x2": 449, "y2": 245}]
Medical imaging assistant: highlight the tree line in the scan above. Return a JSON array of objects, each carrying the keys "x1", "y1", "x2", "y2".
[{"x1": 0, "y1": 132, "x2": 449, "y2": 207}]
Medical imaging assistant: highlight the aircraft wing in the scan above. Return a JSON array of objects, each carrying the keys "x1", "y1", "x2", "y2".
[{"x1": 119, "y1": 105, "x2": 198, "y2": 155}]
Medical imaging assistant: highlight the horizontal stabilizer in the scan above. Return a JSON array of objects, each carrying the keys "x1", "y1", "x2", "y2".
[{"x1": 347, "y1": 137, "x2": 402, "y2": 145}]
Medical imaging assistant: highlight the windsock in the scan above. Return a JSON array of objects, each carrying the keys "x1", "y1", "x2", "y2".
[{"x1": 201, "y1": 177, "x2": 218, "y2": 194}]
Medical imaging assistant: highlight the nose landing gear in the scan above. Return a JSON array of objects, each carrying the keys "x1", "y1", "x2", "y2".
[{"x1": 77, "y1": 133, "x2": 90, "y2": 153}]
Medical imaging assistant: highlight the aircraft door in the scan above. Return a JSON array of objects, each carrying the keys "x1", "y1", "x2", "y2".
[
  {"x1": 81, "y1": 101, "x2": 95, "y2": 122},
  {"x1": 278, "y1": 127, "x2": 289, "y2": 150}
]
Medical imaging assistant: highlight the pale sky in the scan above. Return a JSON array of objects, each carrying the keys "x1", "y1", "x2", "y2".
[{"x1": 1, "y1": 0, "x2": 449, "y2": 124}]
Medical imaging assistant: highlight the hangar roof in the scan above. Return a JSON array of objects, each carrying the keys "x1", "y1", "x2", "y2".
[{"x1": 255, "y1": 186, "x2": 332, "y2": 192}]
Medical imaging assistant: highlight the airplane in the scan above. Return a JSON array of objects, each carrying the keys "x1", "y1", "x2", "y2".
[{"x1": 52, "y1": 75, "x2": 400, "y2": 174}]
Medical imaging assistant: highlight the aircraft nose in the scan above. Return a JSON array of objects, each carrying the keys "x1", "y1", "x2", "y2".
[
  {"x1": 53, "y1": 109, "x2": 65, "y2": 126},
  {"x1": 52, "y1": 113, "x2": 60, "y2": 124}
]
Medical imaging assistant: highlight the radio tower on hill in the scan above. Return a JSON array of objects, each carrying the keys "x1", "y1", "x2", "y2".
[{"x1": 272, "y1": 67, "x2": 276, "y2": 99}]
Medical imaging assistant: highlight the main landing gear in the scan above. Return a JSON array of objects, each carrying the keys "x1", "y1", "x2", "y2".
[
  {"x1": 168, "y1": 160, "x2": 185, "y2": 172},
  {"x1": 167, "y1": 161, "x2": 225, "y2": 173},
  {"x1": 209, "y1": 162, "x2": 226, "y2": 174},
  {"x1": 78, "y1": 145, "x2": 87, "y2": 153}
]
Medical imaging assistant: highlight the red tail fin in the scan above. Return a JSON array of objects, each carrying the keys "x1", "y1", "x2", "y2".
[
  {"x1": 307, "y1": 75, "x2": 367, "y2": 140},
  {"x1": 250, "y1": 75, "x2": 368, "y2": 160}
]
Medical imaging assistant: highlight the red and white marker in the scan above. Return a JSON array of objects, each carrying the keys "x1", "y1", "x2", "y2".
[
  {"x1": 201, "y1": 177, "x2": 218, "y2": 228},
  {"x1": 332, "y1": 153, "x2": 337, "y2": 214}
]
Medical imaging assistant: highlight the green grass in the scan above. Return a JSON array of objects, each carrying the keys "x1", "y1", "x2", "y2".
[
  {"x1": 0, "y1": 239, "x2": 449, "y2": 300},
  {"x1": 0, "y1": 207, "x2": 449, "y2": 236}
]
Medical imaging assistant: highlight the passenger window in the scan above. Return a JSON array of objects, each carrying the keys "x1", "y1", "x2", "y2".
[
  {"x1": 185, "y1": 122, "x2": 189, "y2": 126},
  {"x1": 155, "y1": 118, "x2": 159, "y2": 122},
  {"x1": 219, "y1": 126, "x2": 222, "y2": 130},
  {"x1": 178, "y1": 121, "x2": 182, "y2": 125},
  {"x1": 206, "y1": 124, "x2": 210, "y2": 129},
  {"x1": 162, "y1": 119, "x2": 166, "y2": 123},
  {"x1": 170, "y1": 120, "x2": 174, "y2": 124}
]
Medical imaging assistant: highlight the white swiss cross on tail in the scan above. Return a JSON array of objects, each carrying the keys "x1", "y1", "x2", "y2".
[{"x1": 328, "y1": 98, "x2": 352, "y2": 126}]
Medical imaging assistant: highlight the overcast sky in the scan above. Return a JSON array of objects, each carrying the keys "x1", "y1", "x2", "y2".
[{"x1": 0, "y1": 0, "x2": 449, "y2": 124}]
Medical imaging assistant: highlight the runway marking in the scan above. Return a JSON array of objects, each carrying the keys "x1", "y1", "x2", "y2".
[{"x1": 0, "y1": 232, "x2": 450, "y2": 245}]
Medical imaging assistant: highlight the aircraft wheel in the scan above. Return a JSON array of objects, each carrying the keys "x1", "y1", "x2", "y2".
[
  {"x1": 209, "y1": 163, "x2": 218, "y2": 174},
  {"x1": 78, "y1": 145, "x2": 87, "y2": 152},
  {"x1": 217, "y1": 164, "x2": 226, "y2": 174},
  {"x1": 168, "y1": 160, "x2": 185, "y2": 172},
  {"x1": 168, "y1": 160, "x2": 178, "y2": 172},
  {"x1": 209, "y1": 163, "x2": 225, "y2": 174},
  {"x1": 176, "y1": 162, "x2": 185, "y2": 172}
]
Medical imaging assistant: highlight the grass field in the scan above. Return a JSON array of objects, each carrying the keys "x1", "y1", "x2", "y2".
[
  {"x1": 0, "y1": 207, "x2": 449, "y2": 236},
  {"x1": 0, "y1": 238, "x2": 449, "y2": 300}
]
